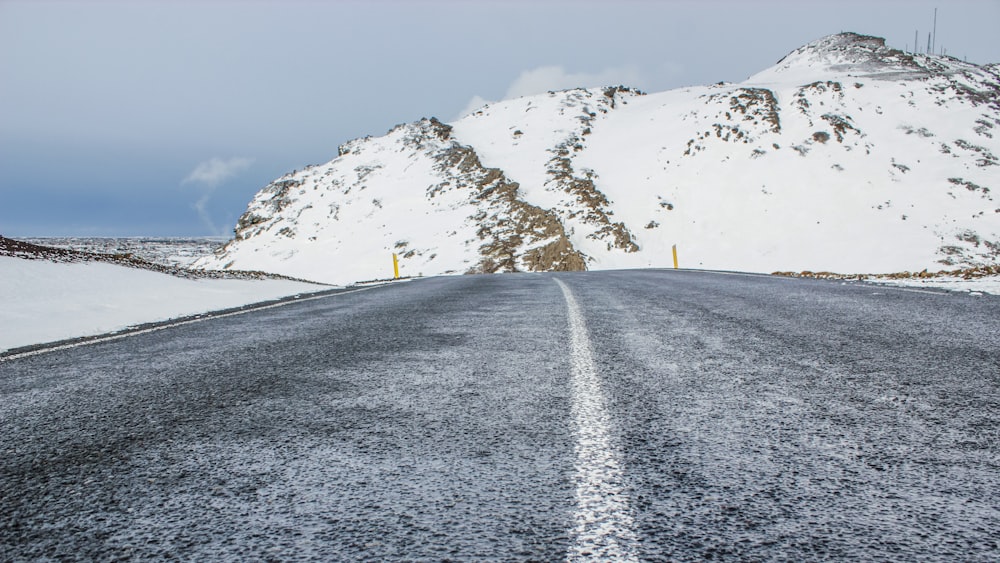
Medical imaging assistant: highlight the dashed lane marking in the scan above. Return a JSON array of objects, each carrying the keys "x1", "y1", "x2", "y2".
[{"x1": 555, "y1": 278, "x2": 639, "y2": 562}]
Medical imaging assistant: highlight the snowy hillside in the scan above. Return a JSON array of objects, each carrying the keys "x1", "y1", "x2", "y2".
[{"x1": 197, "y1": 33, "x2": 999, "y2": 285}]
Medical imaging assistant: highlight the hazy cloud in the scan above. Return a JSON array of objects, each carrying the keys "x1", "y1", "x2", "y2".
[
  {"x1": 504, "y1": 65, "x2": 643, "y2": 99},
  {"x1": 456, "y1": 95, "x2": 491, "y2": 119},
  {"x1": 456, "y1": 65, "x2": 644, "y2": 120},
  {"x1": 182, "y1": 157, "x2": 254, "y2": 188}
]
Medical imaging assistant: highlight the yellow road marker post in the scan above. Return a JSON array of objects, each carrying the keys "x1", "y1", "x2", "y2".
[
  {"x1": 392, "y1": 253, "x2": 400, "y2": 279},
  {"x1": 672, "y1": 244, "x2": 679, "y2": 269}
]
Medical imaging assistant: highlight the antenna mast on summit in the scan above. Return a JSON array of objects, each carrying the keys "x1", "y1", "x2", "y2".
[{"x1": 932, "y1": 7, "x2": 937, "y2": 55}]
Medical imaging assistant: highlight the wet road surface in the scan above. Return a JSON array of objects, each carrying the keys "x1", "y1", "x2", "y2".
[{"x1": 2, "y1": 270, "x2": 998, "y2": 561}]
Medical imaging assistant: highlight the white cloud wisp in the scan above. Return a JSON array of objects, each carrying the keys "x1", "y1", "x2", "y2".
[{"x1": 182, "y1": 157, "x2": 254, "y2": 235}]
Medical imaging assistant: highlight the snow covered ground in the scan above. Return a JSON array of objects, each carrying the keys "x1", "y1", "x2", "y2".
[
  {"x1": 0, "y1": 256, "x2": 329, "y2": 353},
  {"x1": 869, "y1": 274, "x2": 1000, "y2": 295}
]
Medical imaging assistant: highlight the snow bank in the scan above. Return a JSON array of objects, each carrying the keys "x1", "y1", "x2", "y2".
[
  {"x1": 0, "y1": 257, "x2": 328, "y2": 352},
  {"x1": 871, "y1": 275, "x2": 1000, "y2": 295}
]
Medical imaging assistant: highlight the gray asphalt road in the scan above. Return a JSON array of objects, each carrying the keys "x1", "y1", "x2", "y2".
[{"x1": 2, "y1": 270, "x2": 998, "y2": 561}]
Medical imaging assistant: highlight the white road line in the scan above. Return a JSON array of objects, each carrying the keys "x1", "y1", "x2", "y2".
[
  {"x1": 555, "y1": 279, "x2": 639, "y2": 562},
  {"x1": 0, "y1": 285, "x2": 380, "y2": 362}
]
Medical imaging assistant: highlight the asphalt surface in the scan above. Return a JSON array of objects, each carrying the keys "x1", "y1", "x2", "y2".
[{"x1": 1, "y1": 270, "x2": 998, "y2": 561}]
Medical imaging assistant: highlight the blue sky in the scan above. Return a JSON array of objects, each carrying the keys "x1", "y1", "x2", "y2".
[{"x1": 2, "y1": 0, "x2": 998, "y2": 237}]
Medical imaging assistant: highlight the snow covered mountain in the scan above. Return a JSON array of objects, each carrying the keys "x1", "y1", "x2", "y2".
[{"x1": 197, "y1": 33, "x2": 999, "y2": 285}]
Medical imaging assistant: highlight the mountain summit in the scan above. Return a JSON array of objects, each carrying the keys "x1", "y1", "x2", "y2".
[
  {"x1": 765, "y1": 32, "x2": 924, "y2": 76},
  {"x1": 197, "y1": 33, "x2": 999, "y2": 285},
  {"x1": 753, "y1": 32, "x2": 984, "y2": 82}
]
